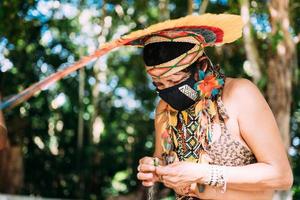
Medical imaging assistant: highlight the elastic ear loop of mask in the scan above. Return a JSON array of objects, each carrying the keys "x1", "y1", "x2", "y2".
[
  {"x1": 201, "y1": 51, "x2": 215, "y2": 70},
  {"x1": 205, "y1": 52, "x2": 214, "y2": 65}
]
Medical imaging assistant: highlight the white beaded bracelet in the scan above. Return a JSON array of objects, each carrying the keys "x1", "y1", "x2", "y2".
[{"x1": 204, "y1": 165, "x2": 227, "y2": 193}]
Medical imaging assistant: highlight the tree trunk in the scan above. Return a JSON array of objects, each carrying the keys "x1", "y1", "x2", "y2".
[
  {"x1": 89, "y1": 1, "x2": 107, "y2": 145},
  {"x1": 187, "y1": 0, "x2": 194, "y2": 15},
  {"x1": 267, "y1": 0, "x2": 295, "y2": 150},
  {"x1": 240, "y1": 0, "x2": 263, "y2": 84},
  {"x1": 199, "y1": 0, "x2": 209, "y2": 15},
  {"x1": 77, "y1": 67, "x2": 85, "y2": 198},
  {"x1": 0, "y1": 144, "x2": 24, "y2": 194},
  {"x1": 159, "y1": 0, "x2": 169, "y2": 21},
  {"x1": 0, "y1": 111, "x2": 8, "y2": 149},
  {"x1": 0, "y1": 114, "x2": 26, "y2": 194},
  {"x1": 77, "y1": 68, "x2": 85, "y2": 154},
  {"x1": 267, "y1": 0, "x2": 296, "y2": 199}
]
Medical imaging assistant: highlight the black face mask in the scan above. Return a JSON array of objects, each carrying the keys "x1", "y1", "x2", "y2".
[{"x1": 155, "y1": 76, "x2": 199, "y2": 111}]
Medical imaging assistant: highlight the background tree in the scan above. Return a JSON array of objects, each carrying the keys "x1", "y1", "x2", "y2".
[{"x1": 0, "y1": 0, "x2": 299, "y2": 200}]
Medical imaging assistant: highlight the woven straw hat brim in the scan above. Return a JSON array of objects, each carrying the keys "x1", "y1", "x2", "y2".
[{"x1": 122, "y1": 13, "x2": 244, "y2": 47}]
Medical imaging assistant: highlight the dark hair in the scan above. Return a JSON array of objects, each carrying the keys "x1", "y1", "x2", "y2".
[{"x1": 182, "y1": 54, "x2": 213, "y2": 81}]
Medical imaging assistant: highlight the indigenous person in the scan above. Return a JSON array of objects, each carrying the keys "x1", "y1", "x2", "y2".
[
  {"x1": 0, "y1": 13, "x2": 292, "y2": 200},
  {"x1": 135, "y1": 14, "x2": 293, "y2": 199},
  {"x1": 0, "y1": 96, "x2": 8, "y2": 150}
]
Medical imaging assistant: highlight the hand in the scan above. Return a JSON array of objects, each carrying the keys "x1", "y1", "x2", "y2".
[
  {"x1": 137, "y1": 156, "x2": 161, "y2": 187},
  {"x1": 156, "y1": 161, "x2": 207, "y2": 189},
  {"x1": 169, "y1": 183, "x2": 202, "y2": 198},
  {"x1": 173, "y1": 185, "x2": 190, "y2": 196}
]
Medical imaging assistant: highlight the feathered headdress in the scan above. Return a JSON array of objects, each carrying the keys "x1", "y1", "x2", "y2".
[{"x1": 0, "y1": 13, "x2": 243, "y2": 110}]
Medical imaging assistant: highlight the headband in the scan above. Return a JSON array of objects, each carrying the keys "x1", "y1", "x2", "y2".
[{"x1": 143, "y1": 31, "x2": 205, "y2": 78}]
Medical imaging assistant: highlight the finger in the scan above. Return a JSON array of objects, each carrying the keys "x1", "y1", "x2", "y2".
[
  {"x1": 182, "y1": 186, "x2": 190, "y2": 194},
  {"x1": 178, "y1": 187, "x2": 193, "y2": 197},
  {"x1": 152, "y1": 173, "x2": 160, "y2": 182},
  {"x1": 137, "y1": 172, "x2": 154, "y2": 181},
  {"x1": 174, "y1": 188, "x2": 187, "y2": 196},
  {"x1": 162, "y1": 181, "x2": 172, "y2": 188},
  {"x1": 157, "y1": 174, "x2": 177, "y2": 186},
  {"x1": 142, "y1": 181, "x2": 154, "y2": 187},
  {"x1": 166, "y1": 176, "x2": 184, "y2": 186},
  {"x1": 138, "y1": 164, "x2": 156, "y2": 172},
  {"x1": 160, "y1": 176, "x2": 174, "y2": 188},
  {"x1": 155, "y1": 174, "x2": 163, "y2": 183},
  {"x1": 163, "y1": 181, "x2": 177, "y2": 189},
  {"x1": 155, "y1": 166, "x2": 171, "y2": 176},
  {"x1": 139, "y1": 157, "x2": 154, "y2": 165}
]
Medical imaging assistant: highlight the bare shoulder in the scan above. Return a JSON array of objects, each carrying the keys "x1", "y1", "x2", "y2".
[
  {"x1": 223, "y1": 77, "x2": 265, "y2": 105},
  {"x1": 221, "y1": 77, "x2": 271, "y2": 122}
]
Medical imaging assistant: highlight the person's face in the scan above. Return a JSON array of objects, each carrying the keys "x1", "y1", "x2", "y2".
[{"x1": 151, "y1": 71, "x2": 191, "y2": 90}]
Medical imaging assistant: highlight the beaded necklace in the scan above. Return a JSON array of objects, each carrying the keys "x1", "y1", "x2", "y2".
[{"x1": 161, "y1": 61, "x2": 229, "y2": 165}]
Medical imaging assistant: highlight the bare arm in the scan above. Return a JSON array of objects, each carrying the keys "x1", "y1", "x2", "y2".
[
  {"x1": 223, "y1": 78, "x2": 292, "y2": 190},
  {"x1": 201, "y1": 78, "x2": 293, "y2": 191},
  {"x1": 153, "y1": 99, "x2": 168, "y2": 159},
  {"x1": 137, "y1": 99, "x2": 168, "y2": 187}
]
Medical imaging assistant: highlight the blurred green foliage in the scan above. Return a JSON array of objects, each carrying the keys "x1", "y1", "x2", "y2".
[{"x1": 0, "y1": 0, "x2": 299, "y2": 199}]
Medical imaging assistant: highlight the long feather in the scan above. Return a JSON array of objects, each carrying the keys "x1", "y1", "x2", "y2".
[
  {"x1": 0, "y1": 38, "x2": 132, "y2": 110},
  {"x1": 0, "y1": 14, "x2": 243, "y2": 110}
]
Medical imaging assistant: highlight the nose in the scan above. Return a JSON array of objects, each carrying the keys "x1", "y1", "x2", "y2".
[{"x1": 163, "y1": 81, "x2": 174, "y2": 88}]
